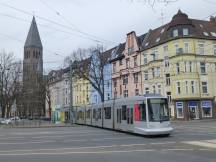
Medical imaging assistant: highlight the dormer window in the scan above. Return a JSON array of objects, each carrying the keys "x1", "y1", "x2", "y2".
[
  {"x1": 173, "y1": 29, "x2": 178, "y2": 37},
  {"x1": 161, "y1": 28, "x2": 165, "y2": 34},
  {"x1": 183, "y1": 28, "x2": 189, "y2": 36},
  {"x1": 145, "y1": 42, "x2": 149, "y2": 47},
  {"x1": 155, "y1": 37, "x2": 160, "y2": 43},
  {"x1": 200, "y1": 24, "x2": 203, "y2": 28},
  {"x1": 128, "y1": 47, "x2": 134, "y2": 55},
  {"x1": 203, "y1": 32, "x2": 209, "y2": 36},
  {"x1": 211, "y1": 32, "x2": 216, "y2": 37}
]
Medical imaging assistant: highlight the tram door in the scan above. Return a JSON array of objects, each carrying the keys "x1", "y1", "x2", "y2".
[{"x1": 127, "y1": 107, "x2": 133, "y2": 124}]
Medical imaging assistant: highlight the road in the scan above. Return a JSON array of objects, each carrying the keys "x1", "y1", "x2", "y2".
[{"x1": 0, "y1": 121, "x2": 216, "y2": 162}]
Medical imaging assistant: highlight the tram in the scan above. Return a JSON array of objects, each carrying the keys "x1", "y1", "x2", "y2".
[{"x1": 75, "y1": 94, "x2": 173, "y2": 135}]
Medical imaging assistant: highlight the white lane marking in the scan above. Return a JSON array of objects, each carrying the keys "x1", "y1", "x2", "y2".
[
  {"x1": 149, "y1": 142, "x2": 176, "y2": 145},
  {"x1": 205, "y1": 139, "x2": 216, "y2": 144},
  {"x1": 63, "y1": 139, "x2": 87, "y2": 142},
  {"x1": 0, "y1": 148, "x2": 214, "y2": 156},
  {"x1": 183, "y1": 141, "x2": 216, "y2": 149},
  {"x1": 162, "y1": 148, "x2": 194, "y2": 151},
  {"x1": 91, "y1": 137, "x2": 137, "y2": 141},
  {"x1": 0, "y1": 140, "x2": 55, "y2": 145},
  {"x1": 31, "y1": 133, "x2": 115, "y2": 139},
  {"x1": 0, "y1": 145, "x2": 119, "y2": 153},
  {"x1": 0, "y1": 149, "x2": 156, "y2": 156}
]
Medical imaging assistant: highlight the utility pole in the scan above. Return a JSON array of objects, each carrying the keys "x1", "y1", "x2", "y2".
[{"x1": 69, "y1": 60, "x2": 74, "y2": 124}]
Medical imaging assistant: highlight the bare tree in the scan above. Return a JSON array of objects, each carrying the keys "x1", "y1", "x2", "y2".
[
  {"x1": 70, "y1": 45, "x2": 110, "y2": 103},
  {"x1": 0, "y1": 51, "x2": 22, "y2": 118}
]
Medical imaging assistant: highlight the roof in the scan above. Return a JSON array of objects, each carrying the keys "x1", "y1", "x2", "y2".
[
  {"x1": 141, "y1": 10, "x2": 216, "y2": 50},
  {"x1": 24, "y1": 17, "x2": 43, "y2": 48}
]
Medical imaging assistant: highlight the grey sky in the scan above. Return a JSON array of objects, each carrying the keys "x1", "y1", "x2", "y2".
[{"x1": 0, "y1": 0, "x2": 215, "y2": 71}]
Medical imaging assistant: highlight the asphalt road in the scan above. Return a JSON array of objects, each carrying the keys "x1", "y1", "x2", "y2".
[{"x1": 0, "y1": 121, "x2": 216, "y2": 162}]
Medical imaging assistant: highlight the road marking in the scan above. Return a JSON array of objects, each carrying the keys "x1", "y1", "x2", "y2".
[
  {"x1": 0, "y1": 140, "x2": 55, "y2": 145},
  {"x1": 63, "y1": 139, "x2": 87, "y2": 142},
  {"x1": 149, "y1": 142, "x2": 176, "y2": 145},
  {"x1": 0, "y1": 149, "x2": 156, "y2": 156},
  {"x1": 183, "y1": 140, "x2": 216, "y2": 149},
  {"x1": 0, "y1": 148, "x2": 214, "y2": 156},
  {"x1": 91, "y1": 137, "x2": 138, "y2": 141}
]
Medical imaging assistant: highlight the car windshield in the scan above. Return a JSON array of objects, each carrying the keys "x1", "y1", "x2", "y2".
[{"x1": 147, "y1": 98, "x2": 169, "y2": 122}]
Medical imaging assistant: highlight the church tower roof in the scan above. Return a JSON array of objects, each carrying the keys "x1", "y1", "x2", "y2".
[{"x1": 24, "y1": 17, "x2": 42, "y2": 48}]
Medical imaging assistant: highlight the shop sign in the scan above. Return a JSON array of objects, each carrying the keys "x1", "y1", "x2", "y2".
[
  {"x1": 202, "y1": 101, "x2": 212, "y2": 107},
  {"x1": 188, "y1": 101, "x2": 197, "y2": 107},
  {"x1": 176, "y1": 102, "x2": 183, "y2": 108}
]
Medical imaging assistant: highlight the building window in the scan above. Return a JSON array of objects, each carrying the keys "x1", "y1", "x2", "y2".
[
  {"x1": 202, "y1": 82, "x2": 208, "y2": 94},
  {"x1": 144, "y1": 71, "x2": 148, "y2": 80},
  {"x1": 191, "y1": 81, "x2": 195, "y2": 94},
  {"x1": 158, "y1": 85, "x2": 161, "y2": 94},
  {"x1": 153, "y1": 85, "x2": 156, "y2": 94},
  {"x1": 164, "y1": 56, "x2": 169, "y2": 67},
  {"x1": 143, "y1": 54, "x2": 147, "y2": 64},
  {"x1": 189, "y1": 61, "x2": 192, "y2": 72},
  {"x1": 145, "y1": 87, "x2": 149, "y2": 94},
  {"x1": 113, "y1": 79, "x2": 117, "y2": 88},
  {"x1": 128, "y1": 47, "x2": 134, "y2": 55},
  {"x1": 184, "y1": 42, "x2": 189, "y2": 53},
  {"x1": 123, "y1": 90, "x2": 128, "y2": 98},
  {"x1": 167, "y1": 92, "x2": 171, "y2": 103},
  {"x1": 166, "y1": 74, "x2": 170, "y2": 86},
  {"x1": 175, "y1": 44, "x2": 179, "y2": 54},
  {"x1": 198, "y1": 44, "x2": 204, "y2": 55},
  {"x1": 213, "y1": 45, "x2": 216, "y2": 56},
  {"x1": 133, "y1": 73, "x2": 138, "y2": 83},
  {"x1": 183, "y1": 28, "x2": 189, "y2": 36},
  {"x1": 173, "y1": 29, "x2": 178, "y2": 37},
  {"x1": 119, "y1": 59, "x2": 123, "y2": 65},
  {"x1": 152, "y1": 50, "x2": 158, "y2": 60},
  {"x1": 126, "y1": 58, "x2": 130, "y2": 68},
  {"x1": 185, "y1": 81, "x2": 188, "y2": 93},
  {"x1": 135, "y1": 89, "x2": 139, "y2": 96},
  {"x1": 176, "y1": 63, "x2": 180, "y2": 74},
  {"x1": 113, "y1": 63, "x2": 116, "y2": 73},
  {"x1": 200, "y1": 62, "x2": 206, "y2": 74},
  {"x1": 152, "y1": 68, "x2": 155, "y2": 78},
  {"x1": 114, "y1": 91, "x2": 117, "y2": 99},
  {"x1": 107, "y1": 93, "x2": 110, "y2": 100},
  {"x1": 163, "y1": 45, "x2": 168, "y2": 53},
  {"x1": 184, "y1": 62, "x2": 187, "y2": 72},
  {"x1": 107, "y1": 81, "x2": 110, "y2": 88},
  {"x1": 134, "y1": 56, "x2": 138, "y2": 67},
  {"x1": 201, "y1": 101, "x2": 212, "y2": 117},
  {"x1": 122, "y1": 74, "x2": 128, "y2": 85},
  {"x1": 177, "y1": 82, "x2": 181, "y2": 94},
  {"x1": 156, "y1": 67, "x2": 160, "y2": 77},
  {"x1": 176, "y1": 102, "x2": 184, "y2": 118}
]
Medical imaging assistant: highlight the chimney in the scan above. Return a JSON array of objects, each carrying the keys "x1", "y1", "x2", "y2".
[{"x1": 210, "y1": 16, "x2": 216, "y2": 23}]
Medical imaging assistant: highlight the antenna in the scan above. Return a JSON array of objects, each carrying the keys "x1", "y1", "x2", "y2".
[{"x1": 158, "y1": 11, "x2": 166, "y2": 25}]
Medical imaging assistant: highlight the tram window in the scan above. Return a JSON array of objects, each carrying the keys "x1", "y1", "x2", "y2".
[
  {"x1": 93, "y1": 109, "x2": 96, "y2": 119},
  {"x1": 98, "y1": 108, "x2": 101, "y2": 119},
  {"x1": 131, "y1": 108, "x2": 133, "y2": 124},
  {"x1": 104, "y1": 107, "x2": 111, "y2": 119},
  {"x1": 122, "y1": 105, "x2": 127, "y2": 120},
  {"x1": 139, "y1": 103, "x2": 146, "y2": 121},
  {"x1": 87, "y1": 109, "x2": 90, "y2": 119},
  {"x1": 117, "y1": 109, "x2": 121, "y2": 123}
]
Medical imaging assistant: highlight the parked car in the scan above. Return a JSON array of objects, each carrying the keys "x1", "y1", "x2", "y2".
[{"x1": 1, "y1": 118, "x2": 12, "y2": 124}]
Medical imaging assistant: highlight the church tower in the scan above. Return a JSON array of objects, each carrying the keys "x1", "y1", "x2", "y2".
[{"x1": 23, "y1": 17, "x2": 44, "y2": 118}]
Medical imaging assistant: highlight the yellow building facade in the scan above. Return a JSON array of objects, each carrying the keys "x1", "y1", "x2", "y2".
[
  {"x1": 140, "y1": 10, "x2": 216, "y2": 120},
  {"x1": 73, "y1": 78, "x2": 91, "y2": 107}
]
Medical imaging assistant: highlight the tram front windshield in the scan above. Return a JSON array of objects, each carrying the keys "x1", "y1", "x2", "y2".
[{"x1": 147, "y1": 98, "x2": 169, "y2": 122}]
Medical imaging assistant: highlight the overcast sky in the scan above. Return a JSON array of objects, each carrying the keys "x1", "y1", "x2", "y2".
[{"x1": 0, "y1": 0, "x2": 215, "y2": 71}]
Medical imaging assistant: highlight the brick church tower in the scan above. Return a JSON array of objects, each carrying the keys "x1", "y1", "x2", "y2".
[{"x1": 22, "y1": 17, "x2": 44, "y2": 118}]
